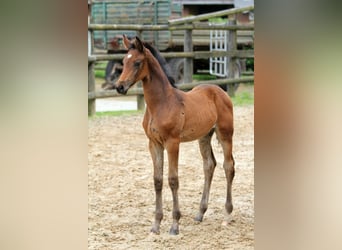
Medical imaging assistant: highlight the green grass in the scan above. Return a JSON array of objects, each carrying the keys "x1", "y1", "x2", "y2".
[
  {"x1": 208, "y1": 17, "x2": 227, "y2": 23},
  {"x1": 93, "y1": 110, "x2": 143, "y2": 117},
  {"x1": 231, "y1": 91, "x2": 254, "y2": 106},
  {"x1": 94, "y1": 62, "x2": 107, "y2": 78},
  {"x1": 192, "y1": 74, "x2": 217, "y2": 81},
  {"x1": 95, "y1": 69, "x2": 105, "y2": 78}
]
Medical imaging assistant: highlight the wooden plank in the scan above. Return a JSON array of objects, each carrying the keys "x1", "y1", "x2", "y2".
[
  {"x1": 88, "y1": 50, "x2": 254, "y2": 62},
  {"x1": 184, "y1": 29, "x2": 193, "y2": 83},
  {"x1": 88, "y1": 62, "x2": 96, "y2": 116},
  {"x1": 169, "y1": 6, "x2": 254, "y2": 25},
  {"x1": 172, "y1": 38, "x2": 253, "y2": 46},
  {"x1": 137, "y1": 95, "x2": 145, "y2": 111},
  {"x1": 88, "y1": 76, "x2": 254, "y2": 100},
  {"x1": 226, "y1": 15, "x2": 237, "y2": 97},
  {"x1": 178, "y1": 76, "x2": 254, "y2": 90},
  {"x1": 88, "y1": 23, "x2": 254, "y2": 31},
  {"x1": 172, "y1": 0, "x2": 234, "y2": 4}
]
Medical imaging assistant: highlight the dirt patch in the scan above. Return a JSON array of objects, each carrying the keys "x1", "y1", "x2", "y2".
[{"x1": 88, "y1": 105, "x2": 254, "y2": 249}]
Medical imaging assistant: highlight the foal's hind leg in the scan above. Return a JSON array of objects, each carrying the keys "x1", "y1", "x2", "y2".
[
  {"x1": 215, "y1": 126, "x2": 235, "y2": 226},
  {"x1": 195, "y1": 128, "x2": 217, "y2": 222}
]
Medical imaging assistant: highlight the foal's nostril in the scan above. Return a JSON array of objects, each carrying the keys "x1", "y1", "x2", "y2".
[{"x1": 116, "y1": 85, "x2": 125, "y2": 94}]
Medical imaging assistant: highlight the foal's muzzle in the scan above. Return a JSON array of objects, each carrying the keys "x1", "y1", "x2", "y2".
[
  {"x1": 116, "y1": 84, "x2": 126, "y2": 95},
  {"x1": 115, "y1": 81, "x2": 133, "y2": 95}
]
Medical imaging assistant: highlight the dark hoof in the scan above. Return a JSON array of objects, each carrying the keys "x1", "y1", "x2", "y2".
[
  {"x1": 169, "y1": 227, "x2": 179, "y2": 235},
  {"x1": 194, "y1": 215, "x2": 203, "y2": 222},
  {"x1": 150, "y1": 228, "x2": 160, "y2": 235}
]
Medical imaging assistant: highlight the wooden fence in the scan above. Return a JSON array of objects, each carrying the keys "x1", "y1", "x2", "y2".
[{"x1": 88, "y1": 6, "x2": 254, "y2": 116}]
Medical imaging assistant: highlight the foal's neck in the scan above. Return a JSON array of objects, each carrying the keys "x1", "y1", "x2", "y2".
[{"x1": 142, "y1": 52, "x2": 175, "y2": 110}]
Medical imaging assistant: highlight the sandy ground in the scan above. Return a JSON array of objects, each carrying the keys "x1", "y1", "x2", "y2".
[{"x1": 88, "y1": 105, "x2": 254, "y2": 249}]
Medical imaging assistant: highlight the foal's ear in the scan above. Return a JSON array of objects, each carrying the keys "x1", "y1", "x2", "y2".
[
  {"x1": 122, "y1": 34, "x2": 130, "y2": 50},
  {"x1": 135, "y1": 36, "x2": 145, "y2": 53}
]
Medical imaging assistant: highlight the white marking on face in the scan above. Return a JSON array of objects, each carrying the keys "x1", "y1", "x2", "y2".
[{"x1": 127, "y1": 54, "x2": 132, "y2": 59}]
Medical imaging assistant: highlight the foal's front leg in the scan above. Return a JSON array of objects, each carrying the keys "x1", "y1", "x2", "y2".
[
  {"x1": 166, "y1": 139, "x2": 181, "y2": 235},
  {"x1": 149, "y1": 140, "x2": 164, "y2": 234}
]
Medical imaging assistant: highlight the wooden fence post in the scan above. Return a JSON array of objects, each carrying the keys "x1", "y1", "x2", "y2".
[
  {"x1": 137, "y1": 95, "x2": 145, "y2": 111},
  {"x1": 137, "y1": 30, "x2": 145, "y2": 110},
  {"x1": 88, "y1": 22, "x2": 96, "y2": 116},
  {"x1": 226, "y1": 14, "x2": 237, "y2": 97},
  {"x1": 88, "y1": 61, "x2": 96, "y2": 116},
  {"x1": 184, "y1": 27, "x2": 193, "y2": 84}
]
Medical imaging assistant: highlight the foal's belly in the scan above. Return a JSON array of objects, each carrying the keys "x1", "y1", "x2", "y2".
[
  {"x1": 180, "y1": 107, "x2": 217, "y2": 142},
  {"x1": 179, "y1": 91, "x2": 218, "y2": 142}
]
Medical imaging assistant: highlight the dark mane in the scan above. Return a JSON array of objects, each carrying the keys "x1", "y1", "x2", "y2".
[
  {"x1": 129, "y1": 37, "x2": 176, "y2": 88},
  {"x1": 142, "y1": 42, "x2": 177, "y2": 88}
]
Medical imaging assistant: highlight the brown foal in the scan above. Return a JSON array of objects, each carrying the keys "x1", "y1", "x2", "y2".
[{"x1": 115, "y1": 35, "x2": 235, "y2": 235}]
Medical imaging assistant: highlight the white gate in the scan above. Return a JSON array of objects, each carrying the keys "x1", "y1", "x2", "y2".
[{"x1": 209, "y1": 22, "x2": 228, "y2": 77}]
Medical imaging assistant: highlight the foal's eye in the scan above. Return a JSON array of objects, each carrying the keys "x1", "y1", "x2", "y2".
[{"x1": 134, "y1": 61, "x2": 141, "y2": 67}]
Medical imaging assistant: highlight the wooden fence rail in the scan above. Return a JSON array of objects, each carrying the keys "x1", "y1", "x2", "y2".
[
  {"x1": 88, "y1": 76, "x2": 254, "y2": 100},
  {"x1": 88, "y1": 50, "x2": 254, "y2": 62},
  {"x1": 88, "y1": 23, "x2": 254, "y2": 31},
  {"x1": 88, "y1": 6, "x2": 254, "y2": 116},
  {"x1": 168, "y1": 6, "x2": 254, "y2": 25}
]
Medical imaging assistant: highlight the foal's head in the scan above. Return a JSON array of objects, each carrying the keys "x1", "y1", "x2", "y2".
[{"x1": 115, "y1": 35, "x2": 149, "y2": 95}]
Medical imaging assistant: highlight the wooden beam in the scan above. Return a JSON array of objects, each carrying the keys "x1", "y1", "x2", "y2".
[
  {"x1": 88, "y1": 50, "x2": 254, "y2": 62},
  {"x1": 169, "y1": 6, "x2": 254, "y2": 26},
  {"x1": 226, "y1": 15, "x2": 237, "y2": 97},
  {"x1": 178, "y1": 76, "x2": 254, "y2": 90},
  {"x1": 88, "y1": 76, "x2": 254, "y2": 99},
  {"x1": 88, "y1": 62, "x2": 96, "y2": 116},
  {"x1": 184, "y1": 29, "x2": 193, "y2": 84},
  {"x1": 88, "y1": 23, "x2": 254, "y2": 31}
]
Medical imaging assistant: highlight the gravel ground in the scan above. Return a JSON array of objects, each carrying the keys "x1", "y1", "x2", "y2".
[{"x1": 88, "y1": 105, "x2": 254, "y2": 249}]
